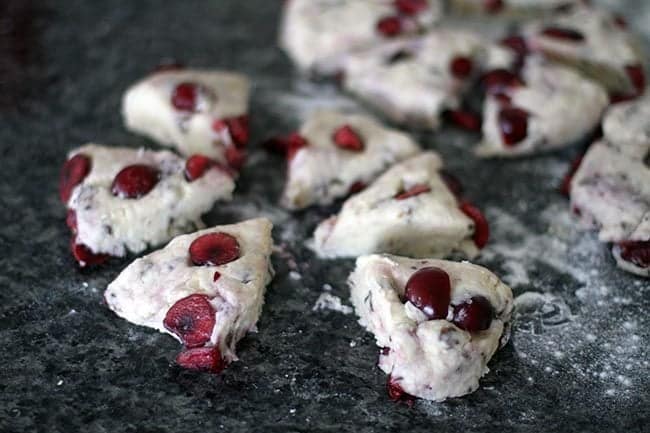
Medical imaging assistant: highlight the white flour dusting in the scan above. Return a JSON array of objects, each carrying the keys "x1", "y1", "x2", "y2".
[{"x1": 312, "y1": 292, "x2": 353, "y2": 315}]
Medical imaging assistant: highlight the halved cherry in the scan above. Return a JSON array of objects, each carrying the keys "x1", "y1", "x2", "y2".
[
  {"x1": 185, "y1": 154, "x2": 215, "y2": 182},
  {"x1": 395, "y1": 184, "x2": 431, "y2": 200},
  {"x1": 387, "y1": 376, "x2": 415, "y2": 405},
  {"x1": 450, "y1": 56, "x2": 473, "y2": 80},
  {"x1": 171, "y1": 82, "x2": 200, "y2": 112},
  {"x1": 394, "y1": 0, "x2": 428, "y2": 15},
  {"x1": 333, "y1": 125, "x2": 364, "y2": 152},
  {"x1": 377, "y1": 16, "x2": 402, "y2": 37},
  {"x1": 176, "y1": 346, "x2": 226, "y2": 373},
  {"x1": 164, "y1": 294, "x2": 216, "y2": 348},
  {"x1": 70, "y1": 239, "x2": 109, "y2": 268},
  {"x1": 404, "y1": 267, "x2": 451, "y2": 319},
  {"x1": 189, "y1": 232, "x2": 240, "y2": 266},
  {"x1": 452, "y1": 296, "x2": 494, "y2": 332},
  {"x1": 111, "y1": 164, "x2": 160, "y2": 199},
  {"x1": 498, "y1": 107, "x2": 529, "y2": 146},
  {"x1": 60, "y1": 154, "x2": 91, "y2": 203},
  {"x1": 618, "y1": 241, "x2": 650, "y2": 269},
  {"x1": 541, "y1": 27, "x2": 584, "y2": 41},
  {"x1": 460, "y1": 201, "x2": 489, "y2": 248}
]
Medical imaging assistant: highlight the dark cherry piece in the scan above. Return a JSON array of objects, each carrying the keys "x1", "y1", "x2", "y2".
[
  {"x1": 446, "y1": 109, "x2": 482, "y2": 132},
  {"x1": 459, "y1": 201, "x2": 489, "y2": 248},
  {"x1": 500, "y1": 35, "x2": 529, "y2": 68},
  {"x1": 377, "y1": 16, "x2": 402, "y2": 37},
  {"x1": 541, "y1": 27, "x2": 585, "y2": 42},
  {"x1": 70, "y1": 239, "x2": 109, "y2": 268},
  {"x1": 189, "y1": 232, "x2": 241, "y2": 266},
  {"x1": 66, "y1": 210, "x2": 78, "y2": 233},
  {"x1": 625, "y1": 64, "x2": 646, "y2": 95},
  {"x1": 185, "y1": 154, "x2": 215, "y2": 182},
  {"x1": 498, "y1": 107, "x2": 529, "y2": 146},
  {"x1": 111, "y1": 164, "x2": 160, "y2": 199},
  {"x1": 481, "y1": 69, "x2": 524, "y2": 96},
  {"x1": 440, "y1": 170, "x2": 463, "y2": 198},
  {"x1": 175, "y1": 346, "x2": 226, "y2": 373},
  {"x1": 60, "y1": 154, "x2": 92, "y2": 203},
  {"x1": 171, "y1": 82, "x2": 200, "y2": 112},
  {"x1": 452, "y1": 296, "x2": 494, "y2": 332},
  {"x1": 225, "y1": 147, "x2": 247, "y2": 171},
  {"x1": 484, "y1": 0, "x2": 504, "y2": 13},
  {"x1": 394, "y1": 0, "x2": 428, "y2": 15},
  {"x1": 213, "y1": 271, "x2": 221, "y2": 282},
  {"x1": 450, "y1": 56, "x2": 473, "y2": 80},
  {"x1": 395, "y1": 184, "x2": 431, "y2": 200},
  {"x1": 164, "y1": 294, "x2": 216, "y2": 348},
  {"x1": 387, "y1": 376, "x2": 415, "y2": 405},
  {"x1": 286, "y1": 133, "x2": 310, "y2": 161},
  {"x1": 333, "y1": 124, "x2": 364, "y2": 152},
  {"x1": 348, "y1": 181, "x2": 367, "y2": 195},
  {"x1": 618, "y1": 241, "x2": 650, "y2": 269},
  {"x1": 404, "y1": 267, "x2": 451, "y2": 319},
  {"x1": 225, "y1": 115, "x2": 250, "y2": 148}
]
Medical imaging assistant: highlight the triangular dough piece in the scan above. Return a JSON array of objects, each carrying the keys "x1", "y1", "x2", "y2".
[
  {"x1": 122, "y1": 69, "x2": 250, "y2": 170},
  {"x1": 348, "y1": 254, "x2": 513, "y2": 401},
  {"x1": 477, "y1": 57, "x2": 608, "y2": 157},
  {"x1": 313, "y1": 152, "x2": 486, "y2": 258},
  {"x1": 279, "y1": 0, "x2": 442, "y2": 74},
  {"x1": 282, "y1": 110, "x2": 420, "y2": 210},
  {"x1": 60, "y1": 144, "x2": 235, "y2": 265},
  {"x1": 105, "y1": 218, "x2": 274, "y2": 371}
]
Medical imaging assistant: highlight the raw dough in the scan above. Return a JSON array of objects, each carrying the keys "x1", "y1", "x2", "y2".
[{"x1": 348, "y1": 253, "x2": 513, "y2": 401}]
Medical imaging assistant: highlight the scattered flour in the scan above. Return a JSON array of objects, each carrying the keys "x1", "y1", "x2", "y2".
[{"x1": 312, "y1": 292, "x2": 353, "y2": 315}]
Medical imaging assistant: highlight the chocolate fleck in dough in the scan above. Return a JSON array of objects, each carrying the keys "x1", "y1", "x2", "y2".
[
  {"x1": 348, "y1": 254, "x2": 513, "y2": 401},
  {"x1": 313, "y1": 152, "x2": 484, "y2": 259},
  {"x1": 122, "y1": 69, "x2": 250, "y2": 169},
  {"x1": 281, "y1": 110, "x2": 420, "y2": 210},
  {"x1": 62, "y1": 144, "x2": 234, "y2": 261},
  {"x1": 105, "y1": 218, "x2": 274, "y2": 367}
]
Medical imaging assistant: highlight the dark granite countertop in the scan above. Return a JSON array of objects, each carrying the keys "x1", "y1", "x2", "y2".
[{"x1": 0, "y1": 1, "x2": 648, "y2": 432}]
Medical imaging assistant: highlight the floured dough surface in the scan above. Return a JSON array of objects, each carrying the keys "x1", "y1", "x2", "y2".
[
  {"x1": 477, "y1": 57, "x2": 608, "y2": 157},
  {"x1": 341, "y1": 29, "x2": 514, "y2": 129},
  {"x1": 282, "y1": 110, "x2": 420, "y2": 210},
  {"x1": 602, "y1": 93, "x2": 650, "y2": 157},
  {"x1": 122, "y1": 69, "x2": 250, "y2": 167},
  {"x1": 313, "y1": 152, "x2": 481, "y2": 258},
  {"x1": 65, "y1": 144, "x2": 234, "y2": 258},
  {"x1": 105, "y1": 218, "x2": 274, "y2": 362},
  {"x1": 279, "y1": 0, "x2": 442, "y2": 74},
  {"x1": 524, "y1": 5, "x2": 645, "y2": 95},
  {"x1": 348, "y1": 254, "x2": 513, "y2": 401}
]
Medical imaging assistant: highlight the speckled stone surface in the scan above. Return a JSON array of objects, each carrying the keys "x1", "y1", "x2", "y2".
[{"x1": 0, "y1": 1, "x2": 649, "y2": 432}]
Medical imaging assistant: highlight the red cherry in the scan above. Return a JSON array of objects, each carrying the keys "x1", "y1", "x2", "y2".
[
  {"x1": 618, "y1": 241, "x2": 650, "y2": 269},
  {"x1": 70, "y1": 239, "x2": 110, "y2": 267},
  {"x1": 498, "y1": 107, "x2": 529, "y2": 146},
  {"x1": 484, "y1": 0, "x2": 504, "y2": 13},
  {"x1": 225, "y1": 115, "x2": 249, "y2": 148},
  {"x1": 286, "y1": 133, "x2": 309, "y2": 161},
  {"x1": 348, "y1": 181, "x2": 367, "y2": 195},
  {"x1": 213, "y1": 271, "x2": 221, "y2": 282},
  {"x1": 404, "y1": 267, "x2": 451, "y2": 319},
  {"x1": 225, "y1": 147, "x2": 247, "y2": 171},
  {"x1": 332, "y1": 124, "x2": 364, "y2": 152},
  {"x1": 59, "y1": 154, "x2": 91, "y2": 203},
  {"x1": 452, "y1": 296, "x2": 494, "y2": 332},
  {"x1": 500, "y1": 35, "x2": 529, "y2": 68},
  {"x1": 541, "y1": 27, "x2": 585, "y2": 41},
  {"x1": 111, "y1": 164, "x2": 160, "y2": 199},
  {"x1": 481, "y1": 69, "x2": 524, "y2": 96},
  {"x1": 450, "y1": 56, "x2": 473, "y2": 80},
  {"x1": 171, "y1": 82, "x2": 201, "y2": 111},
  {"x1": 625, "y1": 64, "x2": 645, "y2": 95},
  {"x1": 189, "y1": 232, "x2": 240, "y2": 266},
  {"x1": 387, "y1": 376, "x2": 415, "y2": 405},
  {"x1": 394, "y1": 184, "x2": 431, "y2": 200},
  {"x1": 163, "y1": 294, "x2": 216, "y2": 348},
  {"x1": 559, "y1": 154, "x2": 584, "y2": 197},
  {"x1": 446, "y1": 109, "x2": 482, "y2": 132},
  {"x1": 394, "y1": 0, "x2": 428, "y2": 15},
  {"x1": 185, "y1": 154, "x2": 215, "y2": 182},
  {"x1": 460, "y1": 201, "x2": 489, "y2": 248},
  {"x1": 175, "y1": 346, "x2": 226, "y2": 373},
  {"x1": 377, "y1": 16, "x2": 402, "y2": 37}
]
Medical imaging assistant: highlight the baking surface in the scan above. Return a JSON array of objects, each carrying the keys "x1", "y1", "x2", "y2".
[{"x1": 0, "y1": 0, "x2": 648, "y2": 432}]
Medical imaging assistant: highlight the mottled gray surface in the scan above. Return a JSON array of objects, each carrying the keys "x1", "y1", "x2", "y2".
[{"x1": 0, "y1": 1, "x2": 649, "y2": 432}]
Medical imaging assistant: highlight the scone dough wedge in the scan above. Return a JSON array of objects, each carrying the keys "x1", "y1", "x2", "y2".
[
  {"x1": 279, "y1": 0, "x2": 442, "y2": 75},
  {"x1": 523, "y1": 5, "x2": 645, "y2": 97},
  {"x1": 349, "y1": 254, "x2": 513, "y2": 402},
  {"x1": 105, "y1": 218, "x2": 274, "y2": 372},
  {"x1": 281, "y1": 110, "x2": 420, "y2": 210},
  {"x1": 59, "y1": 144, "x2": 235, "y2": 266},
  {"x1": 570, "y1": 98, "x2": 650, "y2": 277},
  {"x1": 341, "y1": 29, "x2": 514, "y2": 129},
  {"x1": 476, "y1": 57, "x2": 608, "y2": 157},
  {"x1": 313, "y1": 152, "x2": 488, "y2": 258},
  {"x1": 122, "y1": 69, "x2": 250, "y2": 170}
]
